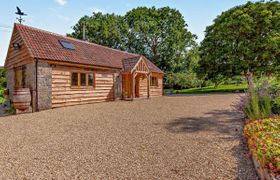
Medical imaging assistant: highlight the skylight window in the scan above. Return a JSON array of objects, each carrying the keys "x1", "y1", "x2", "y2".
[{"x1": 59, "y1": 40, "x2": 75, "y2": 50}]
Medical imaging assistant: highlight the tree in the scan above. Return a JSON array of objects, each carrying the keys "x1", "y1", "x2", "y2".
[
  {"x1": 124, "y1": 7, "x2": 197, "y2": 72},
  {"x1": 165, "y1": 47, "x2": 203, "y2": 89},
  {"x1": 68, "y1": 13, "x2": 128, "y2": 50},
  {"x1": 199, "y1": 1, "x2": 280, "y2": 82},
  {"x1": 69, "y1": 7, "x2": 197, "y2": 73},
  {"x1": 0, "y1": 67, "x2": 6, "y2": 88}
]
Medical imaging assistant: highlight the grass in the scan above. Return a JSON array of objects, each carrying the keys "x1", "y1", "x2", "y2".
[{"x1": 167, "y1": 84, "x2": 247, "y2": 94}]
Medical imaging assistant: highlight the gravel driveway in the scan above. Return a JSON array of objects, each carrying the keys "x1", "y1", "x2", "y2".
[{"x1": 0, "y1": 94, "x2": 257, "y2": 179}]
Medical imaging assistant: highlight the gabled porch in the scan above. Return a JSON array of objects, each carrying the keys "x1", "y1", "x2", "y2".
[{"x1": 122, "y1": 56, "x2": 151, "y2": 100}]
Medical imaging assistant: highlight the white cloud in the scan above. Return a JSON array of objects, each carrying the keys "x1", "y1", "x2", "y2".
[{"x1": 55, "y1": 0, "x2": 67, "y2": 6}]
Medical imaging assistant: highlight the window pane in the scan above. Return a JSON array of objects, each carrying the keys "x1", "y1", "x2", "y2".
[
  {"x1": 88, "y1": 74, "x2": 94, "y2": 86},
  {"x1": 71, "y1": 73, "x2": 78, "y2": 86},
  {"x1": 151, "y1": 77, "x2": 158, "y2": 86},
  {"x1": 59, "y1": 40, "x2": 75, "y2": 50},
  {"x1": 80, "y1": 73, "x2": 86, "y2": 86}
]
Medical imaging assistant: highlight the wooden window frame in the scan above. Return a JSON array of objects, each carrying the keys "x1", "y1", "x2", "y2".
[
  {"x1": 71, "y1": 72, "x2": 96, "y2": 89},
  {"x1": 88, "y1": 73, "x2": 95, "y2": 87},
  {"x1": 150, "y1": 76, "x2": 158, "y2": 87},
  {"x1": 71, "y1": 72, "x2": 79, "y2": 86},
  {"x1": 80, "y1": 73, "x2": 87, "y2": 86}
]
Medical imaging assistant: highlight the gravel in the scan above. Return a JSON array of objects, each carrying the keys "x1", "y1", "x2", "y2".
[{"x1": 0, "y1": 94, "x2": 257, "y2": 179}]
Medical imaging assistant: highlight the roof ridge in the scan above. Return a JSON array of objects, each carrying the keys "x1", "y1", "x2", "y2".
[
  {"x1": 122, "y1": 55, "x2": 141, "y2": 61},
  {"x1": 15, "y1": 23, "x2": 139, "y2": 57}
]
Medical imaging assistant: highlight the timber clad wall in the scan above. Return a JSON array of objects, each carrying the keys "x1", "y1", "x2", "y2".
[
  {"x1": 5, "y1": 28, "x2": 35, "y2": 108},
  {"x1": 138, "y1": 75, "x2": 148, "y2": 98},
  {"x1": 122, "y1": 74, "x2": 132, "y2": 98},
  {"x1": 150, "y1": 73, "x2": 163, "y2": 97},
  {"x1": 5, "y1": 29, "x2": 33, "y2": 70},
  {"x1": 51, "y1": 68, "x2": 115, "y2": 108}
]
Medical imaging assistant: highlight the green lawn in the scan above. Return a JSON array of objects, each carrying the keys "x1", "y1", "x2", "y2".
[{"x1": 167, "y1": 84, "x2": 247, "y2": 94}]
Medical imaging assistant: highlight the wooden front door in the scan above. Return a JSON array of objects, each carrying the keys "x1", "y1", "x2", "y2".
[{"x1": 135, "y1": 76, "x2": 140, "y2": 98}]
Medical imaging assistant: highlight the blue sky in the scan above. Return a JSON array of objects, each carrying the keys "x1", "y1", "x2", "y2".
[{"x1": 0, "y1": 0, "x2": 255, "y2": 66}]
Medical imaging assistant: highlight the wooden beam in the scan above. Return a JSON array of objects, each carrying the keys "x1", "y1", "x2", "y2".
[
  {"x1": 147, "y1": 73, "x2": 150, "y2": 99},
  {"x1": 45, "y1": 59, "x2": 121, "y2": 71},
  {"x1": 132, "y1": 72, "x2": 135, "y2": 100}
]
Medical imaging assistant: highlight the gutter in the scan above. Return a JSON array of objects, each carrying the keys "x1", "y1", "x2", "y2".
[{"x1": 35, "y1": 58, "x2": 38, "y2": 112}]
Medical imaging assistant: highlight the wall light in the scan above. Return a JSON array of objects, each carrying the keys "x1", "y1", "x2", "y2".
[{"x1": 13, "y1": 43, "x2": 21, "y2": 50}]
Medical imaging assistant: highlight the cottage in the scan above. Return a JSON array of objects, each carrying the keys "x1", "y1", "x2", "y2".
[{"x1": 5, "y1": 24, "x2": 164, "y2": 112}]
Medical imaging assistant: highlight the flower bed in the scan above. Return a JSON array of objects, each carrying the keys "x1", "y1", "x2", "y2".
[{"x1": 244, "y1": 117, "x2": 280, "y2": 178}]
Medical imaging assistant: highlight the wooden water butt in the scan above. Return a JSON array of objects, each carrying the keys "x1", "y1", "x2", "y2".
[{"x1": 13, "y1": 88, "x2": 31, "y2": 111}]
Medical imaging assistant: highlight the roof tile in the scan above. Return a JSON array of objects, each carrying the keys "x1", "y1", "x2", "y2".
[{"x1": 15, "y1": 24, "x2": 163, "y2": 73}]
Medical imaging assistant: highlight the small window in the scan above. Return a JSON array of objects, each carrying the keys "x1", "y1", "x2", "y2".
[
  {"x1": 59, "y1": 40, "x2": 75, "y2": 50},
  {"x1": 80, "y1": 73, "x2": 86, "y2": 86},
  {"x1": 150, "y1": 77, "x2": 158, "y2": 86},
  {"x1": 71, "y1": 73, "x2": 78, "y2": 86},
  {"x1": 88, "y1": 74, "x2": 94, "y2": 86}
]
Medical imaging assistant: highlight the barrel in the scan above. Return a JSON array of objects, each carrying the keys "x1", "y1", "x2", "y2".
[{"x1": 13, "y1": 88, "x2": 31, "y2": 110}]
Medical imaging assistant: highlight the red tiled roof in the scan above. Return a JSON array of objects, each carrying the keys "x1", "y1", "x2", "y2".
[
  {"x1": 122, "y1": 56, "x2": 141, "y2": 72},
  {"x1": 15, "y1": 24, "x2": 163, "y2": 73}
]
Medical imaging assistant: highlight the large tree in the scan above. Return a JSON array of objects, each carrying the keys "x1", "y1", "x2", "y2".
[
  {"x1": 68, "y1": 13, "x2": 128, "y2": 50},
  {"x1": 124, "y1": 7, "x2": 196, "y2": 72},
  {"x1": 69, "y1": 7, "x2": 197, "y2": 73},
  {"x1": 199, "y1": 1, "x2": 280, "y2": 81}
]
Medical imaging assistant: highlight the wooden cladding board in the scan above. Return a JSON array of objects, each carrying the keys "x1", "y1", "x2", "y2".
[
  {"x1": 135, "y1": 59, "x2": 149, "y2": 73},
  {"x1": 5, "y1": 29, "x2": 33, "y2": 69},
  {"x1": 52, "y1": 68, "x2": 114, "y2": 108},
  {"x1": 122, "y1": 74, "x2": 132, "y2": 97},
  {"x1": 150, "y1": 73, "x2": 163, "y2": 97},
  {"x1": 138, "y1": 75, "x2": 148, "y2": 97}
]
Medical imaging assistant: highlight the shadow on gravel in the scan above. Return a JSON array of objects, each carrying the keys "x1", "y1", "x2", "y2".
[
  {"x1": 231, "y1": 142, "x2": 259, "y2": 179},
  {"x1": 165, "y1": 109, "x2": 258, "y2": 179},
  {"x1": 165, "y1": 109, "x2": 242, "y2": 136}
]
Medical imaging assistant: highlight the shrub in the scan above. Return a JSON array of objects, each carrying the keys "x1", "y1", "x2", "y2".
[
  {"x1": 236, "y1": 77, "x2": 279, "y2": 120},
  {"x1": 165, "y1": 72, "x2": 202, "y2": 90},
  {"x1": 245, "y1": 79, "x2": 272, "y2": 120},
  {"x1": 272, "y1": 96, "x2": 280, "y2": 114},
  {"x1": 8, "y1": 103, "x2": 15, "y2": 115},
  {"x1": 0, "y1": 89, "x2": 6, "y2": 104}
]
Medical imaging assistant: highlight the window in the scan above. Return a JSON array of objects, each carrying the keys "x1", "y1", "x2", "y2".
[
  {"x1": 71, "y1": 72, "x2": 95, "y2": 88},
  {"x1": 59, "y1": 40, "x2": 75, "y2": 50},
  {"x1": 71, "y1": 73, "x2": 78, "y2": 86},
  {"x1": 80, "y1": 73, "x2": 86, "y2": 86},
  {"x1": 88, "y1": 74, "x2": 94, "y2": 86},
  {"x1": 150, "y1": 76, "x2": 158, "y2": 86}
]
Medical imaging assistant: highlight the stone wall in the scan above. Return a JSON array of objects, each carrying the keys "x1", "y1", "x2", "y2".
[
  {"x1": 37, "y1": 61, "x2": 52, "y2": 110},
  {"x1": 25, "y1": 63, "x2": 36, "y2": 110},
  {"x1": 6, "y1": 69, "x2": 15, "y2": 105},
  {"x1": 6, "y1": 61, "x2": 52, "y2": 112}
]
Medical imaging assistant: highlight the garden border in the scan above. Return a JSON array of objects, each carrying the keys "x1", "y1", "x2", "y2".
[{"x1": 250, "y1": 149, "x2": 278, "y2": 180}]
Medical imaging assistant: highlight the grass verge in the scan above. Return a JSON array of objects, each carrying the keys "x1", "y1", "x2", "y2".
[{"x1": 166, "y1": 84, "x2": 247, "y2": 94}]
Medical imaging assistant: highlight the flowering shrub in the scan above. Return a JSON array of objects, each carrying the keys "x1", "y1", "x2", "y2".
[
  {"x1": 235, "y1": 77, "x2": 280, "y2": 120},
  {"x1": 244, "y1": 117, "x2": 280, "y2": 176}
]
